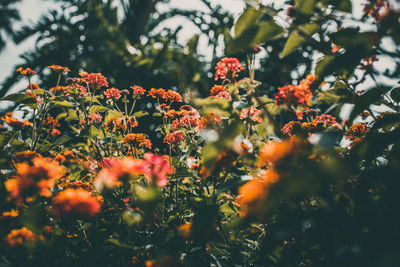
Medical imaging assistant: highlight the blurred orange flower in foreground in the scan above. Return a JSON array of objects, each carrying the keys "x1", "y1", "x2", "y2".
[{"x1": 52, "y1": 188, "x2": 101, "y2": 218}]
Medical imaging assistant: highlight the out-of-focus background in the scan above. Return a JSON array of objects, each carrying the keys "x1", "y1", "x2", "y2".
[{"x1": 0, "y1": 0, "x2": 398, "y2": 109}]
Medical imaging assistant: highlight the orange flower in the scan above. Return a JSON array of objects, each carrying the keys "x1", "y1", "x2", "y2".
[
  {"x1": 148, "y1": 88, "x2": 166, "y2": 98},
  {"x1": 161, "y1": 90, "x2": 183, "y2": 103},
  {"x1": 48, "y1": 65, "x2": 70, "y2": 73},
  {"x1": 16, "y1": 67, "x2": 36, "y2": 76},
  {"x1": 199, "y1": 112, "x2": 222, "y2": 129},
  {"x1": 122, "y1": 133, "x2": 152, "y2": 149},
  {"x1": 52, "y1": 189, "x2": 101, "y2": 218},
  {"x1": 6, "y1": 157, "x2": 65, "y2": 204},
  {"x1": 2, "y1": 209, "x2": 19, "y2": 218},
  {"x1": 258, "y1": 137, "x2": 305, "y2": 167},
  {"x1": 94, "y1": 157, "x2": 144, "y2": 191},
  {"x1": 177, "y1": 223, "x2": 192, "y2": 238},
  {"x1": 237, "y1": 178, "x2": 269, "y2": 217},
  {"x1": 5, "y1": 227, "x2": 36, "y2": 247},
  {"x1": 1, "y1": 112, "x2": 32, "y2": 129}
]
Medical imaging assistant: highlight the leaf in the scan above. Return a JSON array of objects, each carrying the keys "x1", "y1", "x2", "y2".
[
  {"x1": 186, "y1": 34, "x2": 199, "y2": 54},
  {"x1": 105, "y1": 110, "x2": 123, "y2": 123},
  {"x1": 330, "y1": 29, "x2": 375, "y2": 53},
  {"x1": 133, "y1": 111, "x2": 149, "y2": 118},
  {"x1": 228, "y1": 20, "x2": 284, "y2": 54},
  {"x1": 324, "y1": 0, "x2": 352, "y2": 12},
  {"x1": 280, "y1": 23, "x2": 319, "y2": 58},
  {"x1": 0, "y1": 93, "x2": 35, "y2": 105},
  {"x1": 89, "y1": 125, "x2": 105, "y2": 139},
  {"x1": 234, "y1": 7, "x2": 263, "y2": 38},
  {"x1": 295, "y1": 0, "x2": 316, "y2": 15},
  {"x1": 348, "y1": 86, "x2": 391, "y2": 123},
  {"x1": 65, "y1": 109, "x2": 79, "y2": 121},
  {"x1": 89, "y1": 105, "x2": 108, "y2": 113},
  {"x1": 51, "y1": 100, "x2": 74, "y2": 108},
  {"x1": 390, "y1": 87, "x2": 400, "y2": 102}
]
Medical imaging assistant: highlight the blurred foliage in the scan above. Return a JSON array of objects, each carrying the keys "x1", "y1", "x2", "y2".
[{"x1": 1, "y1": 0, "x2": 400, "y2": 266}]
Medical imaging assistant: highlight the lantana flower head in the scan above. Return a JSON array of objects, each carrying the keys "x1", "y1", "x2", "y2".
[
  {"x1": 215, "y1": 57, "x2": 245, "y2": 81},
  {"x1": 143, "y1": 153, "x2": 174, "y2": 187},
  {"x1": 48, "y1": 65, "x2": 70, "y2": 73},
  {"x1": 79, "y1": 71, "x2": 109, "y2": 88},
  {"x1": 52, "y1": 188, "x2": 101, "y2": 218}
]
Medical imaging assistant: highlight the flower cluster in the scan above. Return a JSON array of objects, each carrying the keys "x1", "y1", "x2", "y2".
[
  {"x1": 1, "y1": 112, "x2": 32, "y2": 129},
  {"x1": 164, "y1": 131, "x2": 185, "y2": 145},
  {"x1": 52, "y1": 188, "x2": 101, "y2": 218},
  {"x1": 143, "y1": 153, "x2": 174, "y2": 187},
  {"x1": 89, "y1": 113, "x2": 102, "y2": 124},
  {"x1": 240, "y1": 107, "x2": 262, "y2": 123},
  {"x1": 122, "y1": 133, "x2": 152, "y2": 149},
  {"x1": 79, "y1": 71, "x2": 109, "y2": 88},
  {"x1": 215, "y1": 57, "x2": 245, "y2": 81},
  {"x1": 210, "y1": 85, "x2": 232, "y2": 100},
  {"x1": 4, "y1": 227, "x2": 36, "y2": 247},
  {"x1": 5, "y1": 156, "x2": 65, "y2": 204},
  {"x1": 131, "y1": 85, "x2": 146, "y2": 97},
  {"x1": 104, "y1": 87, "x2": 122, "y2": 100},
  {"x1": 275, "y1": 75, "x2": 317, "y2": 108},
  {"x1": 282, "y1": 114, "x2": 340, "y2": 136},
  {"x1": 16, "y1": 67, "x2": 36, "y2": 76},
  {"x1": 48, "y1": 65, "x2": 70, "y2": 73},
  {"x1": 345, "y1": 122, "x2": 370, "y2": 141}
]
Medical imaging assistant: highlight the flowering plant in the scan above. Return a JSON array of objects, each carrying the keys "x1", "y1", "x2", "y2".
[{"x1": 1, "y1": 1, "x2": 400, "y2": 266}]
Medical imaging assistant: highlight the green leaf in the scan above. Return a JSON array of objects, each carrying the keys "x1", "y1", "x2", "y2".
[
  {"x1": 324, "y1": 0, "x2": 352, "y2": 12},
  {"x1": 89, "y1": 105, "x2": 108, "y2": 113},
  {"x1": 228, "y1": 20, "x2": 284, "y2": 54},
  {"x1": 348, "y1": 86, "x2": 391, "y2": 123},
  {"x1": 51, "y1": 100, "x2": 74, "y2": 108},
  {"x1": 0, "y1": 93, "x2": 36, "y2": 105},
  {"x1": 89, "y1": 125, "x2": 105, "y2": 139},
  {"x1": 186, "y1": 34, "x2": 199, "y2": 54},
  {"x1": 133, "y1": 111, "x2": 149, "y2": 118},
  {"x1": 390, "y1": 87, "x2": 400, "y2": 103},
  {"x1": 105, "y1": 110, "x2": 123, "y2": 123},
  {"x1": 65, "y1": 109, "x2": 79, "y2": 121},
  {"x1": 280, "y1": 23, "x2": 319, "y2": 58},
  {"x1": 295, "y1": 0, "x2": 316, "y2": 15},
  {"x1": 234, "y1": 7, "x2": 263, "y2": 38}
]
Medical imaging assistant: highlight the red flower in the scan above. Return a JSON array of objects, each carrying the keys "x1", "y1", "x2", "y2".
[
  {"x1": 143, "y1": 153, "x2": 174, "y2": 187},
  {"x1": 51, "y1": 129, "x2": 61, "y2": 136},
  {"x1": 215, "y1": 57, "x2": 245, "y2": 81},
  {"x1": 94, "y1": 158, "x2": 144, "y2": 190},
  {"x1": 161, "y1": 90, "x2": 183, "y2": 103},
  {"x1": 164, "y1": 131, "x2": 185, "y2": 145},
  {"x1": 131, "y1": 85, "x2": 146, "y2": 96},
  {"x1": 89, "y1": 113, "x2": 103, "y2": 124},
  {"x1": 240, "y1": 107, "x2": 262, "y2": 123},
  {"x1": 104, "y1": 87, "x2": 122, "y2": 100},
  {"x1": 79, "y1": 72, "x2": 109, "y2": 88},
  {"x1": 52, "y1": 189, "x2": 101, "y2": 218}
]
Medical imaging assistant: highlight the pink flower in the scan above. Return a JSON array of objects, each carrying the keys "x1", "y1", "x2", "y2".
[
  {"x1": 240, "y1": 107, "x2": 262, "y2": 122},
  {"x1": 215, "y1": 57, "x2": 245, "y2": 81},
  {"x1": 130, "y1": 85, "x2": 146, "y2": 96},
  {"x1": 89, "y1": 113, "x2": 102, "y2": 124},
  {"x1": 104, "y1": 88, "x2": 122, "y2": 100},
  {"x1": 143, "y1": 153, "x2": 174, "y2": 187},
  {"x1": 164, "y1": 132, "x2": 185, "y2": 145},
  {"x1": 79, "y1": 72, "x2": 109, "y2": 88}
]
